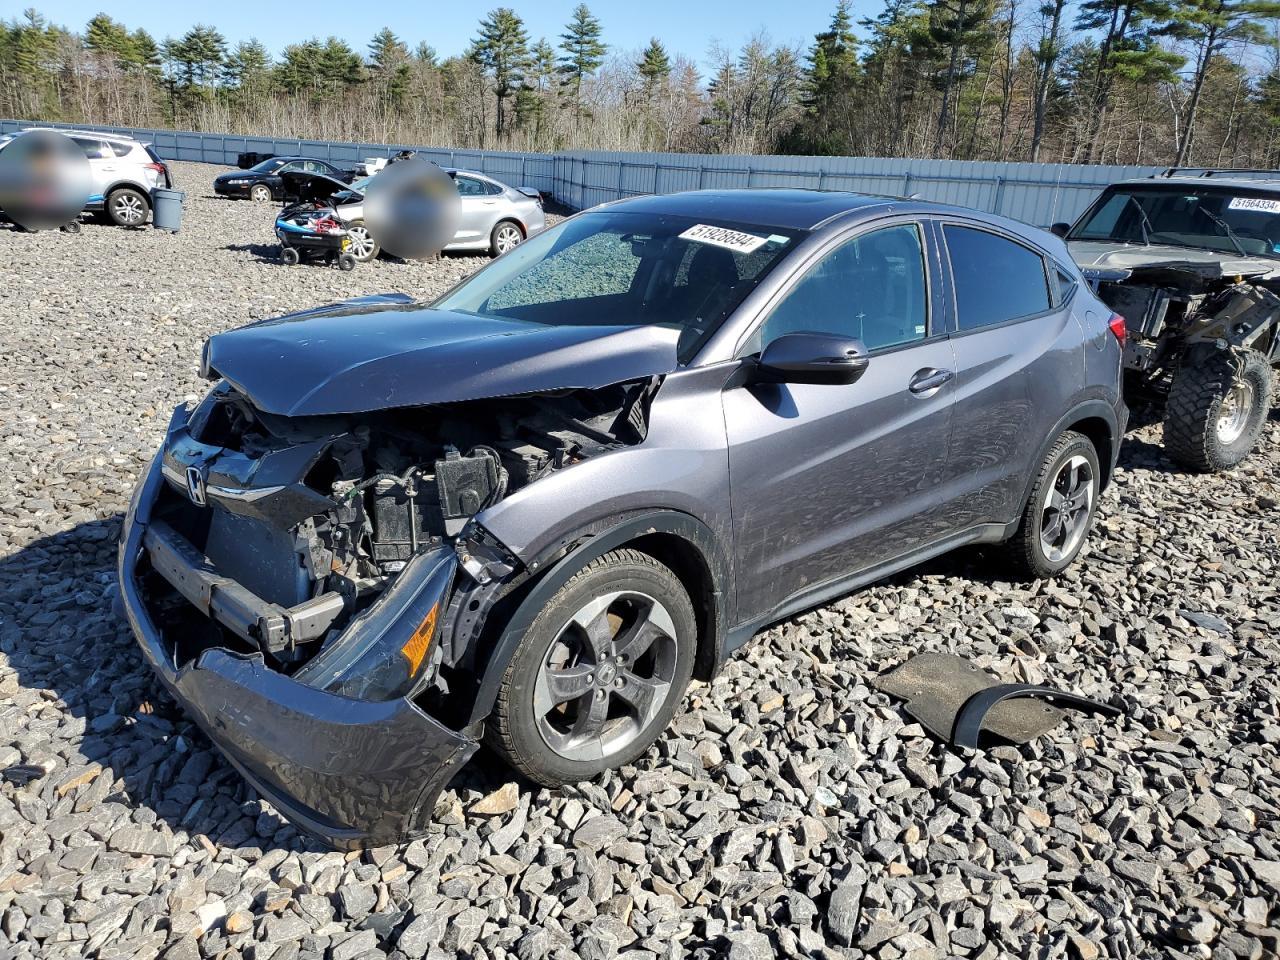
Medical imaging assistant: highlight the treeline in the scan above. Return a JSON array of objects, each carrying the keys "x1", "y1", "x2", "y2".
[{"x1": 3, "y1": 1, "x2": 1280, "y2": 166}]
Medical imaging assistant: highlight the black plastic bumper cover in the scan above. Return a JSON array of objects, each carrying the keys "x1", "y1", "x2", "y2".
[{"x1": 118, "y1": 449, "x2": 478, "y2": 849}]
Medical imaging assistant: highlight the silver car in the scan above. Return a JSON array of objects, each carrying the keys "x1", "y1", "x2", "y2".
[
  {"x1": 333, "y1": 168, "x2": 546, "y2": 261},
  {"x1": 0, "y1": 128, "x2": 171, "y2": 226}
]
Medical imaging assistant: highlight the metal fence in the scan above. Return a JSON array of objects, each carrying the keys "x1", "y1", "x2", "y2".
[{"x1": 0, "y1": 118, "x2": 1191, "y2": 225}]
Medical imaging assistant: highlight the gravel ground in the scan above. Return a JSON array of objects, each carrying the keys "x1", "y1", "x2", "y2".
[{"x1": 0, "y1": 161, "x2": 1278, "y2": 960}]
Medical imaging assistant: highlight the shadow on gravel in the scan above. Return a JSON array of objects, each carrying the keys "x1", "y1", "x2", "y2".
[
  {"x1": 224, "y1": 241, "x2": 285, "y2": 263},
  {"x1": 0, "y1": 515, "x2": 518, "y2": 854}
]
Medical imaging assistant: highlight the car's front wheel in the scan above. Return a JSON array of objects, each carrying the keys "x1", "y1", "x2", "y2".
[
  {"x1": 1164, "y1": 349, "x2": 1272, "y2": 472},
  {"x1": 250, "y1": 184, "x2": 273, "y2": 202},
  {"x1": 1004, "y1": 430, "x2": 1101, "y2": 579},
  {"x1": 488, "y1": 549, "x2": 696, "y2": 787}
]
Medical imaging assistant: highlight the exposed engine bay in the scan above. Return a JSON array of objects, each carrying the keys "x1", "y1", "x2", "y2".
[
  {"x1": 147, "y1": 378, "x2": 654, "y2": 672},
  {"x1": 1089, "y1": 261, "x2": 1280, "y2": 382}
]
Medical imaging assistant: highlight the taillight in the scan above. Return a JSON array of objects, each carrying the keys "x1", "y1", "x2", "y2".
[
  {"x1": 145, "y1": 162, "x2": 166, "y2": 174},
  {"x1": 1108, "y1": 313, "x2": 1126, "y2": 343}
]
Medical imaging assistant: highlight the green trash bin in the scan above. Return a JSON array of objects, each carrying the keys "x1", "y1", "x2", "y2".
[{"x1": 151, "y1": 188, "x2": 185, "y2": 233}]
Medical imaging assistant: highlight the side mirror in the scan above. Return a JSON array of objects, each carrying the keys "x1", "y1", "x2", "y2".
[
  {"x1": 754, "y1": 332, "x2": 869, "y2": 385},
  {"x1": 1050, "y1": 222, "x2": 1071, "y2": 238}
]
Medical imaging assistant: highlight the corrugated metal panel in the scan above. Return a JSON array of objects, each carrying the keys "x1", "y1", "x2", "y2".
[{"x1": 14, "y1": 117, "x2": 1266, "y2": 226}]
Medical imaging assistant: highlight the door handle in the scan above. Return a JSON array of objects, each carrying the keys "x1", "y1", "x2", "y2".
[{"x1": 908, "y1": 368, "x2": 954, "y2": 395}]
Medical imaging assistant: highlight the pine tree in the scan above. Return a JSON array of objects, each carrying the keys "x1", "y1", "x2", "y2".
[
  {"x1": 85, "y1": 13, "x2": 135, "y2": 64},
  {"x1": 557, "y1": 3, "x2": 606, "y2": 117},
  {"x1": 637, "y1": 38, "x2": 671, "y2": 95},
  {"x1": 224, "y1": 39, "x2": 271, "y2": 98},
  {"x1": 1162, "y1": 0, "x2": 1280, "y2": 164},
  {"x1": 470, "y1": 7, "x2": 531, "y2": 139},
  {"x1": 368, "y1": 27, "x2": 411, "y2": 107}
]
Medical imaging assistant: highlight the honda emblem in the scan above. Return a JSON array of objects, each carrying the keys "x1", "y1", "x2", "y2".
[{"x1": 185, "y1": 466, "x2": 207, "y2": 506}]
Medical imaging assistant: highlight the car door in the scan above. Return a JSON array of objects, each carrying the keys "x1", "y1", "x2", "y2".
[
  {"x1": 70, "y1": 137, "x2": 113, "y2": 200},
  {"x1": 723, "y1": 220, "x2": 958, "y2": 625},
  {"x1": 937, "y1": 221, "x2": 1082, "y2": 529},
  {"x1": 454, "y1": 174, "x2": 493, "y2": 245}
]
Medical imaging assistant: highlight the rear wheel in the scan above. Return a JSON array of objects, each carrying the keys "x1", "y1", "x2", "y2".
[
  {"x1": 1164, "y1": 349, "x2": 1271, "y2": 471},
  {"x1": 490, "y1": 220, "x2": 524, "y2": 257},
  {"x1": 250, "y1": 184, "x2": 273, "y2": 202},
  {"x1": 488, "y1": 549, "x2": 696, "y2": 787},
  {"x1": 280, "y1": 246, "x2": 300, "y2": 266},
  {"x1": 345, "y1": 222, "x2": 380, "y2": 262},
  {"x1": 1004, "y1": 431, "x2": 1100, "y2": 579},
  {"x1": 106, "y1": 187, "x2": 148, "y2": 227}
]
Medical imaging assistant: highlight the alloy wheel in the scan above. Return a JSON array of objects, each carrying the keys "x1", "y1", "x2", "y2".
[
  {"x1": 534, "y1": 590, "x2": 678, "y2": 762},
  {"x1": 251, "y1": 185, "x2": 272, "y2": 202},
  {"x1": 346, "y1": 224, "x2": 377, "y2": 261},
  {"x1": 112, "y1": 193, "x2": 145, "y2": 225},
  {"x1": 1216, "y1": 379, "x2": 1254, "y2": 445},
  {"x1": 495, "y1": 223, "x2": 522, "y2": 254},
  {"x1": 1039, "y1": 454, "x2": 1094, "y2": 564}
]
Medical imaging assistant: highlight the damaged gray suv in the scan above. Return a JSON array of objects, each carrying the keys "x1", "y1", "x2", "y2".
[{"x1": 119, "y1": 189, "x2": 1126, "y2": 847}]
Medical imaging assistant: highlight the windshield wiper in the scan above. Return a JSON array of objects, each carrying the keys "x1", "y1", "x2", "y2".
[
  {"x1": 1194, "y1": 205, "x2": 1247, "y2": 256},
  {"x1": 1124, "y1": 195, "x2": 1153, "y2": 246}
]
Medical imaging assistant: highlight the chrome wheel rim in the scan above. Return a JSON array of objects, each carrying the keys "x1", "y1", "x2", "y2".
[
  {"x1": 534, "y1": 591, "x2": 678, "y2": 762},
  {"x1": 112, "y1": 193, "x2": 144, "y2": 224},
  {"x1": 251, "y1": 185, "x2": 271, "y2": 202},
  {"x1": 1040, "y1": 454, "x2": 1094, "y2": 564},
  {"x1": 347, "y1": 225, "x2": 376, "y2": 260},
  {"x1": 495, "y1": 224, "x2": 522, "y2": 253},
  {"x1": 1216, "y1": 379, "x2": 1254, "y2": 445}
]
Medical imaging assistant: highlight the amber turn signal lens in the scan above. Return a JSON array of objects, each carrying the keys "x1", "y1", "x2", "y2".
[{"x1": 400, "y1": 602, "x2": 439, "y2": 677}]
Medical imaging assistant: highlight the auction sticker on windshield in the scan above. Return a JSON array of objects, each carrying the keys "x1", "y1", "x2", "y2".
[
  {"x1": 1227, "y1": 197, "x2": 1280, "y2": 214},
  {"x1": 679, "y1": 223, "x2": 768, "y2": 253}
]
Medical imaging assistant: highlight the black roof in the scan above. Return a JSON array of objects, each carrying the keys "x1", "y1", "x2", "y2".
[{"x1": 604, "y1": 189, "x2": 898, "y2": 231}]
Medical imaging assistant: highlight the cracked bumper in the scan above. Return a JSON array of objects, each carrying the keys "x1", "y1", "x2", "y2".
[{"x1": 117, "y1": 449, "x2": 478, "y2": 849}]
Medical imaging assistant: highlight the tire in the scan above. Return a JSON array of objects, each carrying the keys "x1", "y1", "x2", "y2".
[
  {"x1": 106, "y1": 187, "x2": 149, "y2": 227},
  {"x1": 250, "y1": 184, "x2": 273, "y2": 202},
  {"x1": 1004, "y1": 431, "x2": 1101, "y2": 580},
  {"x1": 61, "y1": 221, "x2": 80, "y2": 234},
  {"x1": 337, "y1": 252, "x2": 356, "y2": 272},
  {"x1": 1164, "y1": 349, "x2": 1272, "y2": 472},
  {"x1": 280, "y1": 246, "x2": 300, "y2": 266},
  {"x1": 487, "y1": 549, "x2": 696, "y2": 787},
  {"x1": 344, "y1": 221, "x2": 380, "y2": 262},
  {"x1": 490, "y1": 219, "x2": 524, "y2": 257}
]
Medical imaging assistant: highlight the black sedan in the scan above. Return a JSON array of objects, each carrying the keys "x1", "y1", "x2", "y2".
[{"x1": 213, "y1": 157, "x2": 353, "y2": 202}]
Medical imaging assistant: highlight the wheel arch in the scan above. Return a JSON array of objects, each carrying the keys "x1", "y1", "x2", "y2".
[
  {"x1": 104, "y1": 180, "x2": 151, "y2": 206},
  {"x1": 1014, "y1": 399, "x2": 1122, "y2": 523},
  {"x1": 464, "y1": 510, "x2": 728, "y2": 726}
]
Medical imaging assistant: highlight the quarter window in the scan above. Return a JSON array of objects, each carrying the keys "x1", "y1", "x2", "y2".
[
  {"x1": 944, "y1": 225, "x2": 1050, "y2": 330},
  {"x1": 756, "y1": 223, "x2": 928, "y2": 352}
]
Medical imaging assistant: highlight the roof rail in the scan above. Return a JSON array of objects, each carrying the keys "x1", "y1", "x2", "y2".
[{"x1": 1153, "y1": 166, "x2": 1280, "y2": 179}]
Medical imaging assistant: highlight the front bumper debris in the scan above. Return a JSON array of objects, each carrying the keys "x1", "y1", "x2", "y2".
[{"x1": 118, "y1": 434, "x2": 478, "y2": 849}]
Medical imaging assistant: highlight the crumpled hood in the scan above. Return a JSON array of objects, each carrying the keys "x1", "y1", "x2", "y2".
[
  {"x1": 205, "y1": 296, "x2": 680, "y2": 417},
  {"x1": 1067, "y1": 240, "x2": 1280, "y2": 279}
]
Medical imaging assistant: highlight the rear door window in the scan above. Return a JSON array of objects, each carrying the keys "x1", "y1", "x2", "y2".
[
  {"x1": 71, "y1": 137, "x2": 110, "y2": 160},
  {"x1": 455, "y1": 176, "x2": 487, "y2": 197},
  {"x1": 944, "y1": 225, "x2": 1051, "y2": 331},
  {"x1": 108, "y1": 141, "x2": 132, "y2": 158}
]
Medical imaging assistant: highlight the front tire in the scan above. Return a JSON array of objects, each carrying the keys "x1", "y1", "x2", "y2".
[
  {"x1": 487, "y1": 549, "x2": 696, "y2": 787},
  {"x1": 280, "y1": 246, "x2": 300, "y2": 266},
  {"x1": 1164, "y1": 349, "x2": 1272, "y2": 472},
  {"x1": 490, "y1": 220, "x2": 524, "y2": 257},
  {"x1": 250, "y1": 184, "x2": 273, "y2": 202},
  {"x1": 1004, "y1": 431, "x2": 1101, "y2": 579},
  {"x1": 106, "y1": 187, "x2": 149, "y2": 227}
]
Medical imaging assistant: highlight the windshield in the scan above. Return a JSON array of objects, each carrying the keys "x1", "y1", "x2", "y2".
[
  {"x1": 1071, "y1": 186, "x2": 1280, "y2": 258},
  {"x1": 248, "y1": 157, "x2": 286, "y2": 173},
  {"x1": 433, "y1": 210, "x2": 802, "y2": 362}
]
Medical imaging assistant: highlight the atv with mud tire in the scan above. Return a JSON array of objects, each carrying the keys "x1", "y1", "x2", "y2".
[{"x1": 1054, "y1": 172, "x2": 1280, "y2": 472}]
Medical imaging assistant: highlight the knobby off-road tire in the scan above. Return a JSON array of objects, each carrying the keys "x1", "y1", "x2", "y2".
[
  {"x1": 1164, "y1": 349, "x2": 1272, "y2": 472},
  {"x1": 1004, "y1": 430, "x2": 1101, "y2": 580},
  {"x1": 487, "y1": 549, "x2": 696, "y2": 787}
]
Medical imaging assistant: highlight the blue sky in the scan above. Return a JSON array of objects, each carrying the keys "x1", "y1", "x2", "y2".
[{"x1": 40, "y1": 0, "x2": 862, "y2": 73}]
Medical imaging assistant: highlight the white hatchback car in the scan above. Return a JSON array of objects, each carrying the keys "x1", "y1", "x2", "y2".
[{"x1": 0, "y1": 128, "x2": 172, "y2": 226}]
